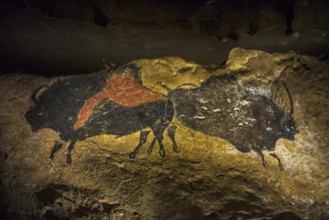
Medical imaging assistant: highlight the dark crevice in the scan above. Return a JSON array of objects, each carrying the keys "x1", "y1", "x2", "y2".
[
  {"x1": 272, "y1": 211, "x2": 303, "y2": 220},
  {"x1": 284, "y1": 0, "x2": 295, "y2": 35},
  {"x1": 90, "y1": 1, "x2": 111, "y2": 27}
]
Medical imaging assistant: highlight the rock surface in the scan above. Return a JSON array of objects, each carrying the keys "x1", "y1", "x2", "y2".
[
  {"x1": 0, "y1": 48, "x2": 329, "y2": 219},
  {"x1": 1, "y1": 0, "x2": 328, "y2": 75}
]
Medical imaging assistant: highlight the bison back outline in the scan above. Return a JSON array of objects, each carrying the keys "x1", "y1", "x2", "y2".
[
  {"x1": 25, "y1": 64, "x2": 178, "y2": 167},
  {"x1": 168, "y1": 75, "x2": 298, "y2": 170},
  {"x1": 25, "y1": 64, "x2": 298, "y2": 170}
]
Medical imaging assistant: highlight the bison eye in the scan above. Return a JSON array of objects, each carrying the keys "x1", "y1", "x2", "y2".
[{"x1": 38, "y1": 113, "x2": 43, "y2": 116}]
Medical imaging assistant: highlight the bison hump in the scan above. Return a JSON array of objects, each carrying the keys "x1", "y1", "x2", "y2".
[{"x1": 73, "y1": 74, "x2": 166, "y2": 130}]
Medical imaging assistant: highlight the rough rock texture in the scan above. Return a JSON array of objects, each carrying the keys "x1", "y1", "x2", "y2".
[
  {"x1": 294, "y1": 0, "x2": 329, "y2": 32},
  {"x1": 0, "y1": 48, "x2": 329, "y2": 219},
  {"x1": 1, "y1": 0, "x2": 328, "y2": 75},
  {"x1": 8, "y1": 0, "x2": 291, "y2": 36},
  {"x1": 14, "y1": 0, "x2": 328, "y2": 38}
]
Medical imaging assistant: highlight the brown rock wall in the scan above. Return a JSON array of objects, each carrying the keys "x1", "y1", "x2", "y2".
[{"x1": 0, "y1": 48, "x2": 328, "y2": 219}]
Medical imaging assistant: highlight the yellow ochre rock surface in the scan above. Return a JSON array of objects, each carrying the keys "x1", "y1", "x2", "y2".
[{"x1": 0, "y1": 48, "x2": 328, "y2": 219}]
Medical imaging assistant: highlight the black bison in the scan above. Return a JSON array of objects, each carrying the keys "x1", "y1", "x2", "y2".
[
  {"x1": 25, "y1": 64, "x2": 178, "y2": 167},
  {"x1": 26, "y1": 63, "x2": 298, "y2": 170},
  {"x1": 165, "y1": 74, "x2": 298, "y2": 170}
]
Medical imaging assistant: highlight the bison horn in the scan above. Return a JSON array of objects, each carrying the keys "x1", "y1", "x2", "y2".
[{"x1": 32, "y1": 85, "x2": 49, "y2": 103}]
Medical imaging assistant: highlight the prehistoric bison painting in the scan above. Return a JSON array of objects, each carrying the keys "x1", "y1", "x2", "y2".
[{"x1": 25, "y1": 63, "x2": 298, "y2": 170}]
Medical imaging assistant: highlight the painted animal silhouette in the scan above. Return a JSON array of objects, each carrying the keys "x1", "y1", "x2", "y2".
[
  {"x1": 25, "y1": 64, "x2": 178, "y2": 167},
  {"x1": 25, "y1": 64, "x2": 298, "y2": 170},
  {"x1": 166, "y1": 74, "x2": 298, "y2": 170}
]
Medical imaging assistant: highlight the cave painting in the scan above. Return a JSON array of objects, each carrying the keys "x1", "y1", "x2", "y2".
[{"x1": 25, "y1": 63, "x2": 298, "y2": 170}]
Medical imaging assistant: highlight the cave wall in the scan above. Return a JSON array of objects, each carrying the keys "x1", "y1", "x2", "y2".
[
  {"x1": 0, "y1": 1, "x2": 328, "y2": 217},
  {"x1": 0, "y1": 0, "x2": 328, "y2": 74},
  {"x1": 5, "y1": 0, "x2": 328, "y2": 36},
  {"x1": 0, "y1": 48, "x2": 328, "y2": 219}
]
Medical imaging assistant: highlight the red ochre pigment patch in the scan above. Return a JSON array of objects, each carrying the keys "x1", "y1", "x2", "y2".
[{"x1": 73, "y1": 74, "x2": 165, "y2": 131}]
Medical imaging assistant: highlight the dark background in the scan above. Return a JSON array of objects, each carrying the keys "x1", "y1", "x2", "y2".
[{"x1": 0, "y1": 0, "x2": 328, "y2": 75}]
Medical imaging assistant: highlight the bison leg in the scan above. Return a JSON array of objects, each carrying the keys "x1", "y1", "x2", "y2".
[
  {"x1": 270, "y1": 153, "x2": 284, "y2": 171},
  {"x1": 167, "y1": 125, "x2": 179, "y2": 153},
  {"x1": 150, "y1": 105, "x2": 174, "y2": 157},
  {"x1": 151, "y1": 128, "x2": 166, "y2": 158},
  {"x1": 46, "y1": 141, "x2": 63, "y2": 167},
  {"x1": 253, "y1": 146, "x2": 268, "y2": 168},
  {"x1": 157, "y1": 135, "x2": 165, "y2": 158},
  {"x1": 66, "y1": 139, "x2": 77, "y2": 164},
  {"x1": 129, "y1": 130, "x2": 151, "y2": 159},
  {"x1": 148, "y1": 127, "x2": 166, "y2": 157},
  {"x1": 148, "y1": 122, "x2": 167, "y2": 157},
  {"x1": 147, "y1": 138, "x2": 156, "y2": 154}
]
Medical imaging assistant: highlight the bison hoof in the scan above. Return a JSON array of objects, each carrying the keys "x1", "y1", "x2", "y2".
[
  {"x1": 173, "y1": 147, "x2": 180, "y2": 153},
  {"x1": 262, "y1": 161, "x2": 268, "y2": 168},
  {"x1": 279, "y1": 164, "x2": 284, "y2": 171},
  {"x1": 66, "y1": 155, "x2": 72, "y2": 164},
  {"x1": 159, "y1": 149, "x2": 165, "y2": 158},
  {"x1": 46, "y1": 159, "x2": 53, "y2": 168},
  {"x1": 129, "y1": 152, "x2": 136, "y2": 159}
]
